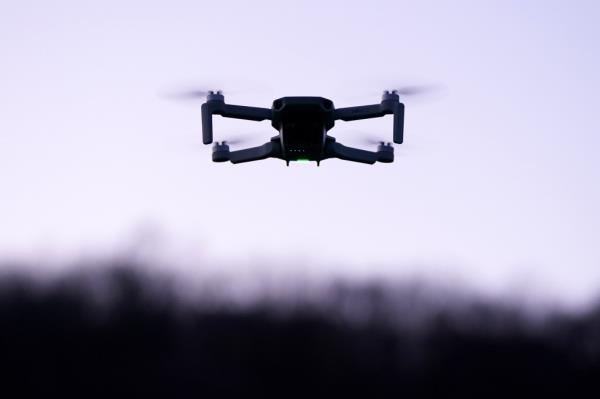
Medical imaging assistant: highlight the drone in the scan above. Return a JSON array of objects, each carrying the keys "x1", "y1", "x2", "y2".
[{"x1": 188, "y1": 89, "x2": 415, "y2": 165}]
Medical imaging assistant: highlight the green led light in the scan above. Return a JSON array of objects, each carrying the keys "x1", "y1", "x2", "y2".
[{"x1": 296, "y1": 158, "x2": 310, "y2": 162}]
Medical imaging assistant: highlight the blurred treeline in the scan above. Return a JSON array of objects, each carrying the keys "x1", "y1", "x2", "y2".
[{"x1": 0, "y1": 261, "x2": 599, "y2": 396}]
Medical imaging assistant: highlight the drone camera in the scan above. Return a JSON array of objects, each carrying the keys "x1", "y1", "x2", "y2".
[{"x1": 273, "y1": 99, "x2": 284, "y2": 110}]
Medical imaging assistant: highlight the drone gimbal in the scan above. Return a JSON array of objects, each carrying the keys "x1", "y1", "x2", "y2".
[{"x1": 201, "y1": 91, "x2": 404, "y2": 165}]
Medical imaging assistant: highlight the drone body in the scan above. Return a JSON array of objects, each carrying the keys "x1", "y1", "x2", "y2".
[{"x1": 201, "y1": 91, "x2": 405, "y2": 165}]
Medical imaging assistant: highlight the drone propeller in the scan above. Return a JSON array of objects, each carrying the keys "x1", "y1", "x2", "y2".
[
  {"x1": 359, "y1": 138, "x2": 393, "y2": 146},
  {"x1": 336, "y1": 81, "x2": 442, "y2": 104},
  {"x1": 386, "y1": 85, "x2": 440, "y2": 97},
  {"x1": 218, "y1": 136, "x2": 248, "y2": 146},
  {"x1": 170, "y1": 134, "x2": 250, "y2": 154},
  {"x1": 341, "y1": 130, "x2": 393, "y2": 147},
  {"x1": 168, "y1": 88, "x2": 224, "y2": 100}
]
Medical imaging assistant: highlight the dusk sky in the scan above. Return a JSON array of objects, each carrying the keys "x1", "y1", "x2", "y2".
[{"x1": 1, "y1": 1, "x2": 599, "y2": 305}]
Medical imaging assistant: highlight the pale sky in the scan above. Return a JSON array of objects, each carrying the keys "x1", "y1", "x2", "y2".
[{"x1": 1, "y1": 1, "x2": 599, "y2": 304}]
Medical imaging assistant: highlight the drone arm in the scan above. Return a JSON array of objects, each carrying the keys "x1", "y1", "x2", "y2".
[
  {"x1": 334, "y1": 104, "x2": 385, "y2": 121},
  {"x1": 220, "y1": 104, "x2": 272, "y2": 121},
  {"x1": 334, "y1": 101, "x2": 405, "y2": 144},
  {"x1": 201, "y1": 102, "x2": 272, "y2": 144},
  {"x1": 227, "y1": 141, "x2": 283, "y2": 164},
  {"x1": 324, "y1": 141, "x2": 378, "y2": 164}
]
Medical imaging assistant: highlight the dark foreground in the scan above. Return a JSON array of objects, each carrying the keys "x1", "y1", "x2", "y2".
[{"x1": 1, "y1": 264, "x2": 599, "y2": 396}]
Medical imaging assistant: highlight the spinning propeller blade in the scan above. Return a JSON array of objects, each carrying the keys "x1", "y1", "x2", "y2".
[
  {"x1": 168, "y1": 88, "x2": 224, "y2": 100},
  {"x1": 219, "y1": 136, "x2": 248, "y2": 146},
  {"x1": 342, "y1": 130, "x2": 393, "y2": 147},
  {"x1": 359, "y1": 138, "x2": 391, "y2": 146},
  {"x1": 387, "y1": 85, "x2": 439, "y2": 97}
]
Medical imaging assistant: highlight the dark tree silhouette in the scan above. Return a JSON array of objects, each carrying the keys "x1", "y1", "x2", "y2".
[{"x1": 0, "y1": 263, "x2": 599, "y2": 396}]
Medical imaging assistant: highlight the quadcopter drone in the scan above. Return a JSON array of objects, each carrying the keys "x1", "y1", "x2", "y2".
[{"x1": 197, "y1": 90, "x2": 407, "y2": 165}]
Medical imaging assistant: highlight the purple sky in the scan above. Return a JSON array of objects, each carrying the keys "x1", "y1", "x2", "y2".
[{"x1": 1, "y1": 1, "x2": 599, "y2": 305}]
